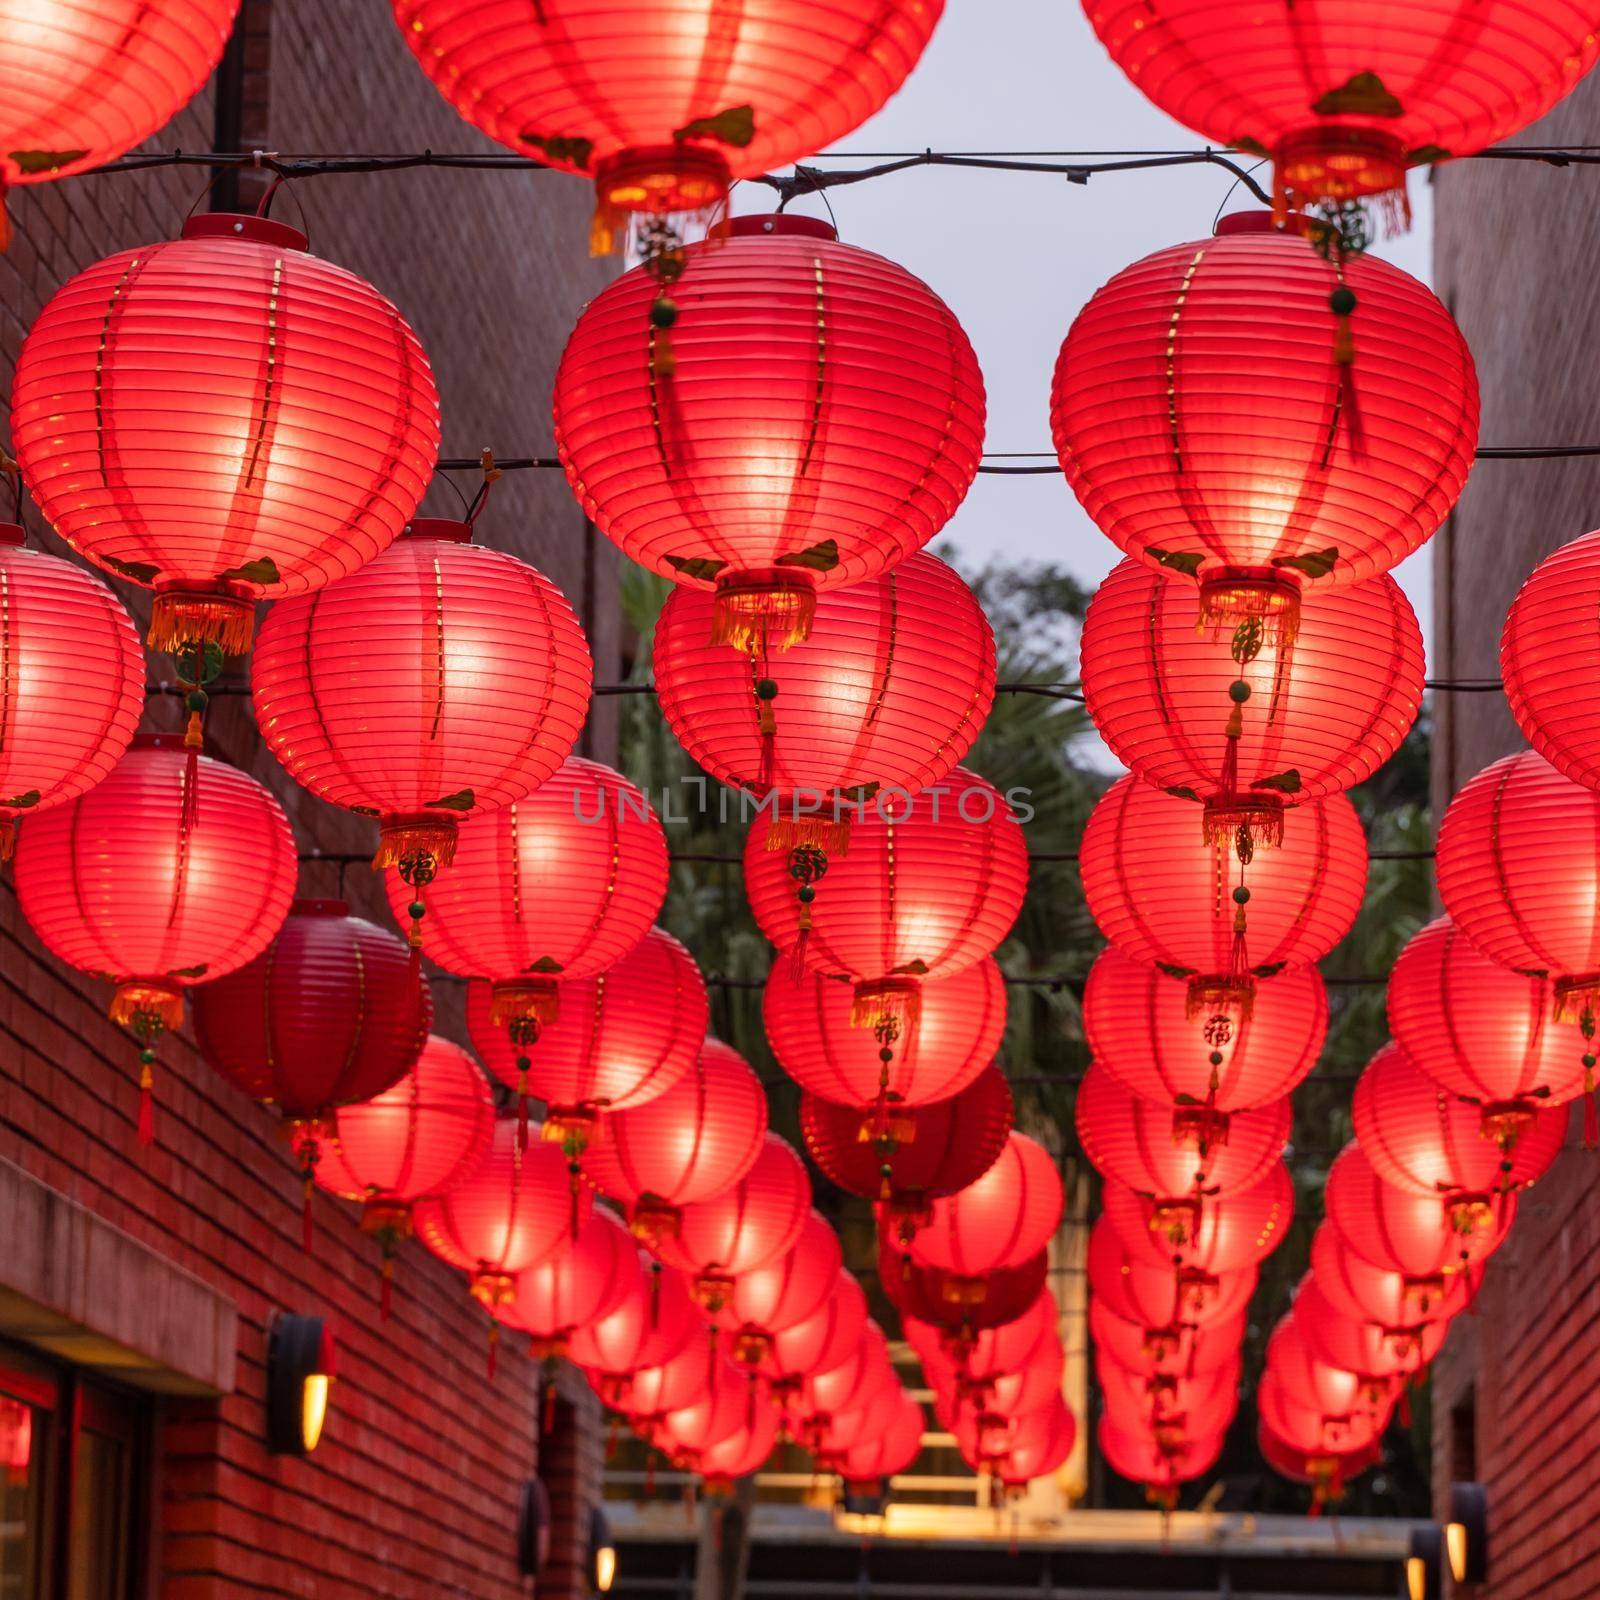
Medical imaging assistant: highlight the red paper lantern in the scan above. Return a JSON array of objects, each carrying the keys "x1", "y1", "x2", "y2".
[
  {"x1": 878, "y1": 1241, "x2": 1049, "y2": 1340},
  {"x1": 1293, "y1": 1276, "x2": 1446, "y2": 1383},
  {"x1": 387, "y1": 756, "x2": 669, "y2": 1024},
  {"x1": 814, "y1": 1370, "x2": 906, "y2": 1467},
  {"x1": 1089, "y1": 1218, "x2": 1258, "y2": 1332},
  {"x1": 943, "y1": 1348, "x2": 1070, "y2": 1462},
  {"x1": 1090, "y1": 1299, "x2": 1246, "y2": 1381},
  {"x1": 722, "y1": 1211, "x2": 842, "y2": 1360},
  {"x1": 766, "y1": 956, "x2": 1006, "y2": 1113},
  {"x1": 1081, "y1": 558, "x2": 1422, "y2": 849},
  {"x1": 592, "y1": 1321, "x2": 711, "y2": 1420},
  {"x1": 653, "y1": 1360, "x2": 754, "y2": 1466},
  {"x1": 555, "y1": 214, "x2": 983, "y2": 645},
  {"x1": 758, "y1": 1271, "x2": 869, "y2": 1391},
  {"x1": 391, "y1": 8, "x2": 943, "y2": 248},
  {"x1": 697, "y1": 1398, "x2": 780, "y2": 1490},
  {"x1": 1267, "y1": 1308, "x2": 1395, "y2": 1425},
  {"x1": 580, "y1": 1038, "x2": 768, "y2": 1240},
  {"x1": 838, "y1": 1394, "x2": 925, "y2": 1491},
  {"x1": 13, "y1": 215, "x2": 438, "y2": 657},
  {"x1": 568, "y1": 1254, "x2": 699, "y2": 1379},
  {"x1": 1257, "y1": 1368, "x2": 1382, "y2": 1460},
  {"x1": 651, "y1": 1134, "x2": 811, "y2": 1308},
  {"x1": 0, "y1": 527, "x2": 142, "y2": 855},
  {"x1": 1438, "y1": 749, "x2": 1600, "y2": 1026},
  {"x1": 745, "y1": 768, "x2": 1028, "y2": 1033},
  {"x1": 466, "y1": 927, "x2": 708, "y2": 1149},
  {"x1": 501, "y1": 1209, "x2": 636, "y2": 1355},
  {"x1": 789, "y1": 1324, "x2": 893, "y2": 1451},
  {"x1": 1098, "y1": 1355, "x2": 1239, "y2": 1445},
  {"x1": 1101, "y1": 1162, "x2": 1294, "y2": 1278},
  {"x1": 253, "y1": 516, "x2": 590, "y2": 895},
  {"x1": 1310, "y1": 1220, "x2": 1478, "y2": 1328},
  {"x1": 906, "y1": 1131, "x2": 1063, "y2": 1285},
  {"x1": 15, "y1": 734, "x2": 296, "y2": 1138},
  {"x1": 800, "y1": 1067, "x2": 1013, "y2": 1240},
  {"x1": 1079, "y1": 776, "x2": 1367, "y2": 1022},
  {"x1": 655, "y1": 551, "x2": 995, "y2": 816},
  {"x1": 1325, "y1": 1142, "x2": 1512, "y2": 1288},
  {"x1": 1258, "y1": 1421, "x2": 1380, "y2": 1512},
  {"x1": 1352, "y1": 1041, "x2": 1566, "y2": 1216},
  {"x1": 414, "y1": 1119, "x2": 592, "y2": 1309},
  {"x1": 1099, "y1": 1417, "x2": 1223, "y2": 1507},
  {"x1": 1081, "y1": 0, "x2": 1600, "y2": 218},
  {"x1": 907, "y1": 1291, "x2": 1058, "y2": 1396},
  {"x1": 983, "y1": 1398, "x2": 1077, "y2": 1491},
  {"x1": 0, "y1": 2, "x2": 240, "y2": 197},
  {"x1": 1075, "y1": 1061, "x2": 1292, "y2": 1222}
]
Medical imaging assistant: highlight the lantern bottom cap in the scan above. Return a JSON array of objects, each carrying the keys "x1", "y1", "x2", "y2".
[
  {"x1": 592, "y1": 144, "x2": 731, "y2": 253},
  {"x1": 710, "y1": 570, "x2": 819, "y2": 653},
  {"x1": 1275, "y1": 125, "x2": 1409, "y2": 207},
  {"x1": 147, "y1": 589, "x2": 256, "y2": 657}
]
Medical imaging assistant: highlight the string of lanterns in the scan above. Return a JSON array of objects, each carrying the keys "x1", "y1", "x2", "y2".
[{"x1": 3, "y1": 0, "x2": 1600, "y2": 1522}]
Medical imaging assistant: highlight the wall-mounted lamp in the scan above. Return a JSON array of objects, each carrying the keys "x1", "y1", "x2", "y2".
[
  {"x1": 1406, "y1": 1524, "x2": 1443, "y2": 1600},
  {"x1": 516, "y1": 1479, "x2": 551, "y2": 1577},
  {"x1": 266, "y1": 1314, "x2": 336, "y2": 1456},
  {"x1": 590, "y1": 1505, "x2": 616, "y2": 1594},
  {"x1": 1447, "y1": 1481, "x2": 1489, "y2": 1583}
]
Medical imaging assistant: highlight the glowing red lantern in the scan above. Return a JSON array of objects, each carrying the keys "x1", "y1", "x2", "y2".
[
  {"x1": 1352, "y1": 1041, "x2": 1566, "y2": 1216},
  {"x1": 655, "y1": 551, "x2": 994, "y2": 819},
  {"x1": 906, "y1": 1132, "x2": 1063, "y2": 1286},
  {"x1": 722, "y1": 1211, "x2": 842, "y2": 1361},
  {"x1": 1089, "y1": 1218, "x2": 1257, "y2": 1332},
  {"x1": 878, "y1": 1241, "x2": 1049, "y2": 1340},
  {"x1": 986, "y1": 1399, "x2": 1078, "y2": 1492},
  {"x1": 502, "y1": 1209, "x2": 636, "y2": 1356},
  {"x1": 580, "y1": 1038, "x2": 768, "y2": 1240},
  {"x1": 839, "y1": 1395, "x2": 925, "y2": 1492},
  {"x1": 594, "y1": 1322, "x2": 711, "y2": 1422},
  {"x1": 1081, "y1": 558, "x2": 1422, "y2": 847},
  {"x1": 944, "y1": 1354, "x2": 1071, "y2": 1466},
  {"x1": 568, "y1": 1253, "x2": 699, "y2": 1379},
  {"x1": 1294, "y1": 1276, "x2": 1446, "y2": 1382},
  {"x1": 800, "y1": 1067, "x2": 1012, "y2": 1241},
  {"x1": 789, "y1": 1324, "x2": 893, "y2": 1451},
  {"x1": 906, "y1": 1290, "x2": 1057, "y2": 1389},
  {"x1": 1080, "y1": 776, "x2": 1367, "y2": 1022},
  {"x1": 391, "y1": 10, "x2": 943, "y2": 249},
  {"x1": 0, "y1": 528, "x2": 142, "y2": 855},
  {"x1": 653, "y1": 1359, "x2": 754, "y2": 1466},
  {"x1": 1090, "y1": 1299, "x2": 1246, "y2": 1381},
  {"x1": 15, "y1": 735, "x2": 295, "y2": 1139},
  {"x1": 697, "y1": 1398, "x2": 780, "y2": 1490},
  {"x1": 466, "y1": 927, "x2": 708, "y2": 1149},
  {"x1": 651, "y1": 1134, "x2": 811, "y2": 1309},
  {"x1": 1098, "y1": 1355, "x2": 1239, "y2": 1445},
  {"x1": 13, "y1": 216, "x2": 438, "y2": 658},
  {"x1": 758, "y1": 1271, "x2": 868, "y2": 1392},
  {"x1": 814, "y1": 1371, "x2": 906, "y2": 1468},
  {"x1": 1075, "y1": 1061, "x2": 1292, "y2": 1222},
  {"x1": 1258, "y1": 1421, "x2": 1380, "y2": 1512},
  {"x1": 1102, "y1": 1162, "x2": 1294, "y2": 1278},
  {"x1": 386, "y1": 756, "x2": 668, "y2": 1024},
  {"x1": 745, "y1": 768, "x2": 1028, "y2": 1033},
  {"x1": 1267, "y1": 1308, "x2": 1395, "y2": 1425},
  {"x1": 1257, "y1": 1368, "x2": 1382, "y2": 1460},
  {"x1": 765, "y1": 956, "x2": 1006, "y2": 1113},
  {"x1": 1310, "y1": 1220, "x2": 1478, "y2": 1330},
  {"x1": 1100, "y1": 1417, "x2": 1223, "y2": 1508},
  {"x1": 1081, "y1": 2, "x2": 1600, "y2": 219},
  {"x1": 0, "y1": 2, "x2": 240, "y2": 209},
  {"x1": 313, "y1": 1031, "x2": 495, "y2": 1314}
]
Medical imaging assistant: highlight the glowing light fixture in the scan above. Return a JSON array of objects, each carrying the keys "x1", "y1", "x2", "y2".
[
  {"x1": 266, "y1": 1314, "x2": 336, "y2": 1455},
  {"x1": 1448, "y1": 1482, "x2": 1489, "y2": 1583}
]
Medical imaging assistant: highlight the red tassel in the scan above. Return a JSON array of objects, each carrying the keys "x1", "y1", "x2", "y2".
[
  {"x1": 181, "y1": 746, "x2": 200, "y2": 831},
  {"x1": 543, "y1": 1380, "x2": 557, "y2": 1436},
  {"x1": 607, "y1": 1414, "x2": 620, "y2": 1460},
  {"x1": 1308, "y1": 1494, "x2": 1323, "y2": 1520},
  {"x1": 380, "y1": 1254, "x2": 394, "y2": 1323},
  {"x1": 137, "y1": 1065, "x2": 155, "y2": 1147},
  {"x1": 645, "y1": 1453, "x2": 656, "y2": 1495},
  {"x1": 487, "y1": 1322, "x2": 499, "y2": 1382}
]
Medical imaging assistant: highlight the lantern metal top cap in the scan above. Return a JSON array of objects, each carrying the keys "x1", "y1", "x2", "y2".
[
  {"x1": 182, "y1": 212, "x2": 311, "y2": 252},
  {"x1": 714, "y1": 213, "x2": 838, "y2": 243},
  {"x1": 1213, "y1": 210, "x2": 1312, "y2": 238},
  {"x1": 402, "y1": 518, "x2": 474, "y2": 544}
]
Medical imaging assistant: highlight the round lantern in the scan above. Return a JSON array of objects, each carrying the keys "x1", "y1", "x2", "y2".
[
  {"x1": 745, "y1": 767, "x2": 1028, "y2": 1034},
  {"x1": 386, "y1": 756, "x2": 669, "y2": 1026},
  {"x1": 556, "y1": 213, "x2": 982, "y2": 650},
  {"x1": 653, "y1": 1360, "x2": 754, "y2": 1467},
  {"x1": 15, "y1": 734, "x2": 295, "y2": 1140},
  {"x1": 13, "y1": 215, "x2": 438, "y2": 658},
  {"x1": 949, "y1": 1383, "x2": 1074, "y2": 1480},
  {"x1": 313, "y1": 1031, "x2": 495, "y2": 1315},
  {"x1": 1085, "y1": 948, "x2": 1325, "y2": 1117},
  {"x1": 1098, "y1": 1355, "x2": 1239, "y2": 1446},
  {"x1": 813, "y1": 1370, "x2": 906, "y2": 1468},
  {"x1": 839, "y1": 1394, "x2": 925, "y2": 1492},
  {"x1": 650, "y1": 1134, "x2": 811, "y2": 1309},
  {"x1": 1090, "y1": 1298, "x2": 1246, "y2": 1381},
  {"x1": 0, "y1": 528, "x2": 142, "y2": 855},
  {"x1": 1089, "y1": 1217, "x2": 1258, "y2": 1332},
  {"x1": 414, "y1": 1119, "x2": 593, "y2": 1313},
  {"x1": 580, "y1": 1038, "x2": 768, "y2": 1240},
  {"x1": 1325, "y1": 1143, "x2": 1512, "y2": 1289},
  {"x1": 502, "y1": 1209, "x2": 636, "y2": 1356},
  {"x1": 654, "y1": 551, "x2": 995, "y2": 829},
  {"x1": 1080, "y1": 3, "x2": 1600, "y2": 218},
  {"x1": 697, "y1": 1398, "x2": 780, "y2": 1491},
  {"x1": 766, "y1": 956, "x2": 1006, "y2": 1113},
  {"x1": 906, "y1": 1132, "x2": 1063, "y2": 1288},
  {"x1": 466, "y1": 927, "x2": 708, "y2": 1150},
  {"x1": 800, "y1": 1067, "x2": 1012, "y2": 1242},
  {"x1": 1294, "y1": 1276, "x2": 1447, "y2": 1382},
  {"x1": 253, "y1": 515, "x2": 591, "y2": 910},
  {"x1": 789, "y1": 1324, "x2": 894, "y2": 1452},
  {"x1": 607, "y1": 1325, "x2": 713, "y2": 1425},
  {"x1": 909, "y1": 1289, "x2": 1057, "y2": 1381},
  {"x1": 759, "y1": 1272, "x2": 869, "y2": 1393},
  {"x1": 390, "y1": 9, "x2": 944, "y2": 248},
  {"x1": 1258, "y1": 1421, "x2": 1380, "y2": 1512},
  {"x1": 1310, "y1": 1220, "x2": 1478, "y2": 1328},
  {"x1": 1081, "y1": 557, "x2": 1422, "y2": 849},
  {"x1": 1438, "y1": 749, "x2": 1600, "y2": 1031},
  {"x1": 0, "y1": 2, "x2": 239, "y2": 199},
  {"x1": 878, "y1": 1241, "x2": 1049, "y2": 1341},
  {"x1": 1257, "y1": 1368, "x2": 1382, "y2": 1460},
  {"x1": 1075, "y1": 1061, "x2": 1292, "y2": 1224},
  {"x1": 1102, "y1": 1161, "x2": 1294, "y2": 1278},
  {"x1": 722, "y1": 1211, "x2": 842, "y2": 1360},
  {"x1": 1268, "y1": 1309, "x2": 1395, "y2": 1427},
  {"x1": 568, "y1": 1253, "x2": 699, "y2": 1380},
  {"x1": 1099, "y1": 1417, "x2": 1223, "y2": 1508},
  {"x1": 1079, "y1": 776, "x2": 1367, "y2": 1023},
  {"x1": 929, "y1": 1347, "x2": 1067, "y2": 1441},
  {"x1": 1352, "y1": 1041, "x2": 1567, "y2": 1217}
]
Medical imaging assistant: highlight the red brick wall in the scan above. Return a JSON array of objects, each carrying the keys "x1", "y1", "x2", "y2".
[
  {"x1": 0, "y1": 3, "x2": 619, "y2": 1594},
  {"x1": 1430, "y1": 80, "x2": 1600, "y2": 1600}
]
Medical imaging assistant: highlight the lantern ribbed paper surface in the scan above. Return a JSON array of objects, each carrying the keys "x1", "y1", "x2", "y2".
[
  {"x1": 906, "y1": 1290, "x2": 1057, "y2": 1383},
  {"x1": 1257, "y1": 1368, "x2": 1383, "y2": 1457},
  {"x1": 13, "y1": 215, "x2": 438, "y2": 650},
  {"x1": 501, "y1": 1210, "x2": 636, "y2": 1347},
  {"x1": 612, "y1": 1326, "x2": 713, "y2": 1421},
  {"x1": 1089, "y1": 1217, "x2": 1257, "y2": 1330},
  {"x1": 759, "y1": 1271, "x2": 868, "y2": 1384},
  {"x1": 839, "y1": 1394, "x2": 925, "y2": 1487},
  {"x1": 1309, "y1": 1221, "x2": 1478, "y2": 1327},
  {"x1": 724, "y1": 1211, "x2": 841, "y2": 1344},
  {"x1": 1102, "y1": 1162, "x2": 1294, "y2": 1277},
  {"x1": 1097, "y1": 1354, "x2": 1239, "y2": 1438},
  {"x1": 697, "y1": 1402, "x2": 780, "y2": 1486},
  {"x1": 1100, "y1": 1417, "x2": 1223, "y2": 1496},
  {"x1": 1258, "y1": 1422, "x2": 1379, "y2": 1505},
  {"x1": 1090, "y1": 1299, "x2": 1246, "y2": 1379},
  {"x1": 555, "y1": 215, "x2": 983, "y2": 641},
  {"x1": 907, "y1": 1132, "x2": 1063, "y2": 1278},
  {"x1": 1267, "y1": 1310, "x2": 1394, "y2": 1423},
  {"x1": 879, "y1": 1242, "x2": 1049, "y2": 1339},
  {"x1": 654, "y1": 1360, "x2": 753, "y2": 1463},
  {"x1": 568, "y1": 1253, "x2": 698, "y2": 1376},
  {"x1": 1294, "y1": 1276, "x2": 1446, "y2": 1380}
]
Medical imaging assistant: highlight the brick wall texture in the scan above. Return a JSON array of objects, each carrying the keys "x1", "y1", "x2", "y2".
[
  {"x1": 1430, "y1": 77, "x2": 1600, "y2": 1600},
  {"x1": 0, "y1": 2, "x2": 619, "y2": 1594}
]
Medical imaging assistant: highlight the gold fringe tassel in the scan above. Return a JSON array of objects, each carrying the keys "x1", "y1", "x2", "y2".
[
  {"x1": 372, "y1": 817, "x2": 458, "y2": 871},
  {"x1": 1201, "y1": 800, "x2": 1285, "y2": 852},
  {"x1": 711, "y1": 580, "x2": 816, "y2": 654},
  {"x1": 851, "y1": 978, "x2": 922, "y2": 1035},
  {"x1": 1184, "y1": 975, "x2": 1255, "y2": 1025},
  {"x1": 110, "y1": 980, "x2": 183, "y2": 1032},
  {"x1": 147, "y1": 592, "x2": 255, "y2": 656},
  {"x1": 766, "y1": 814, "x2": 852, "y2": 856},
  {"x1": 489, "y1": 977, "x2": 561, "y2": 1027}
]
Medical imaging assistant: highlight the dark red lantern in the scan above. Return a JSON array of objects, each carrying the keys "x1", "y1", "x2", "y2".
[
  {"x1": 580, "y1": 1038, "x2": 768, "y2": 1241},
  {"x1": 800, "y1": 1067, "x2": 1013, "y2": 1241},
  {"x1": 1089, "y1": 1218, "x2": 1257, "y2": 1332},
  {"x1": 650, "y1": 1134, "x2": 812, "y2": 1309},
  {"x1": 502, "y1": 1209, "x2": 636, "y2": 1356},
  {"x1": 568, "y1": 1253, "x2": 699, "y2": 1379},
  {"x1": 1081, "y1": 557, "x2": 1422, "y2": 847},
  {"x1": 1101, "y1": 1161, "x2": 1294, "y2": 1278},
  {"x1": 1294, "y1": 1276, "x2": 1446, "y2": 1383},
  {"x1": 766, "y1": 956, "x2": 1006, "y2": 1113},
  {"x1": 1257, "y1": 1368, "x2": 1383, "y2": 1460},
  {"x1": 878, "y1": 1241, "x2": 1049, "y2": 1340},
  {"x1": 1310, "y1": 1220, "x2": 1478, "y2": 1328},
  {"x1": 1079, "y1": 776, "x2": 1367, "y2": 1023},
  {"x1": 1090, "y1": 1299, "x2": 1246, "y2": 1381},
  {"x1": 467, "y1": 927, "x2": 708, "y2": 1150},
  {"x1": 0, "y1": 528, "x2": 142, "y2": 855},
  {"x1": 1258, "y1": 1421, "x2": 1380, "y2": 1513},
  {"x1": 722, "y1": 1211, "x2": 842, "y2": 1360},
  {"x1": 15, "y1": 735, "x2": 296, "y2": 1141},
  {"x1": 757, "y1": 1271, "x2": 869, "y2": 1392},
  {"x1": 1100, "y1": 1416, "x2": 1223, "y2": 1508},
  {"x1": 13, "y1": 216, "x2": 438, "y2": 658},
  {"x1": 391, "y1": 11, "x2": 944, "y2": 249},
  {"x1": 838, "y1": 1395, "x2": 925, "y2": 1492}
]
